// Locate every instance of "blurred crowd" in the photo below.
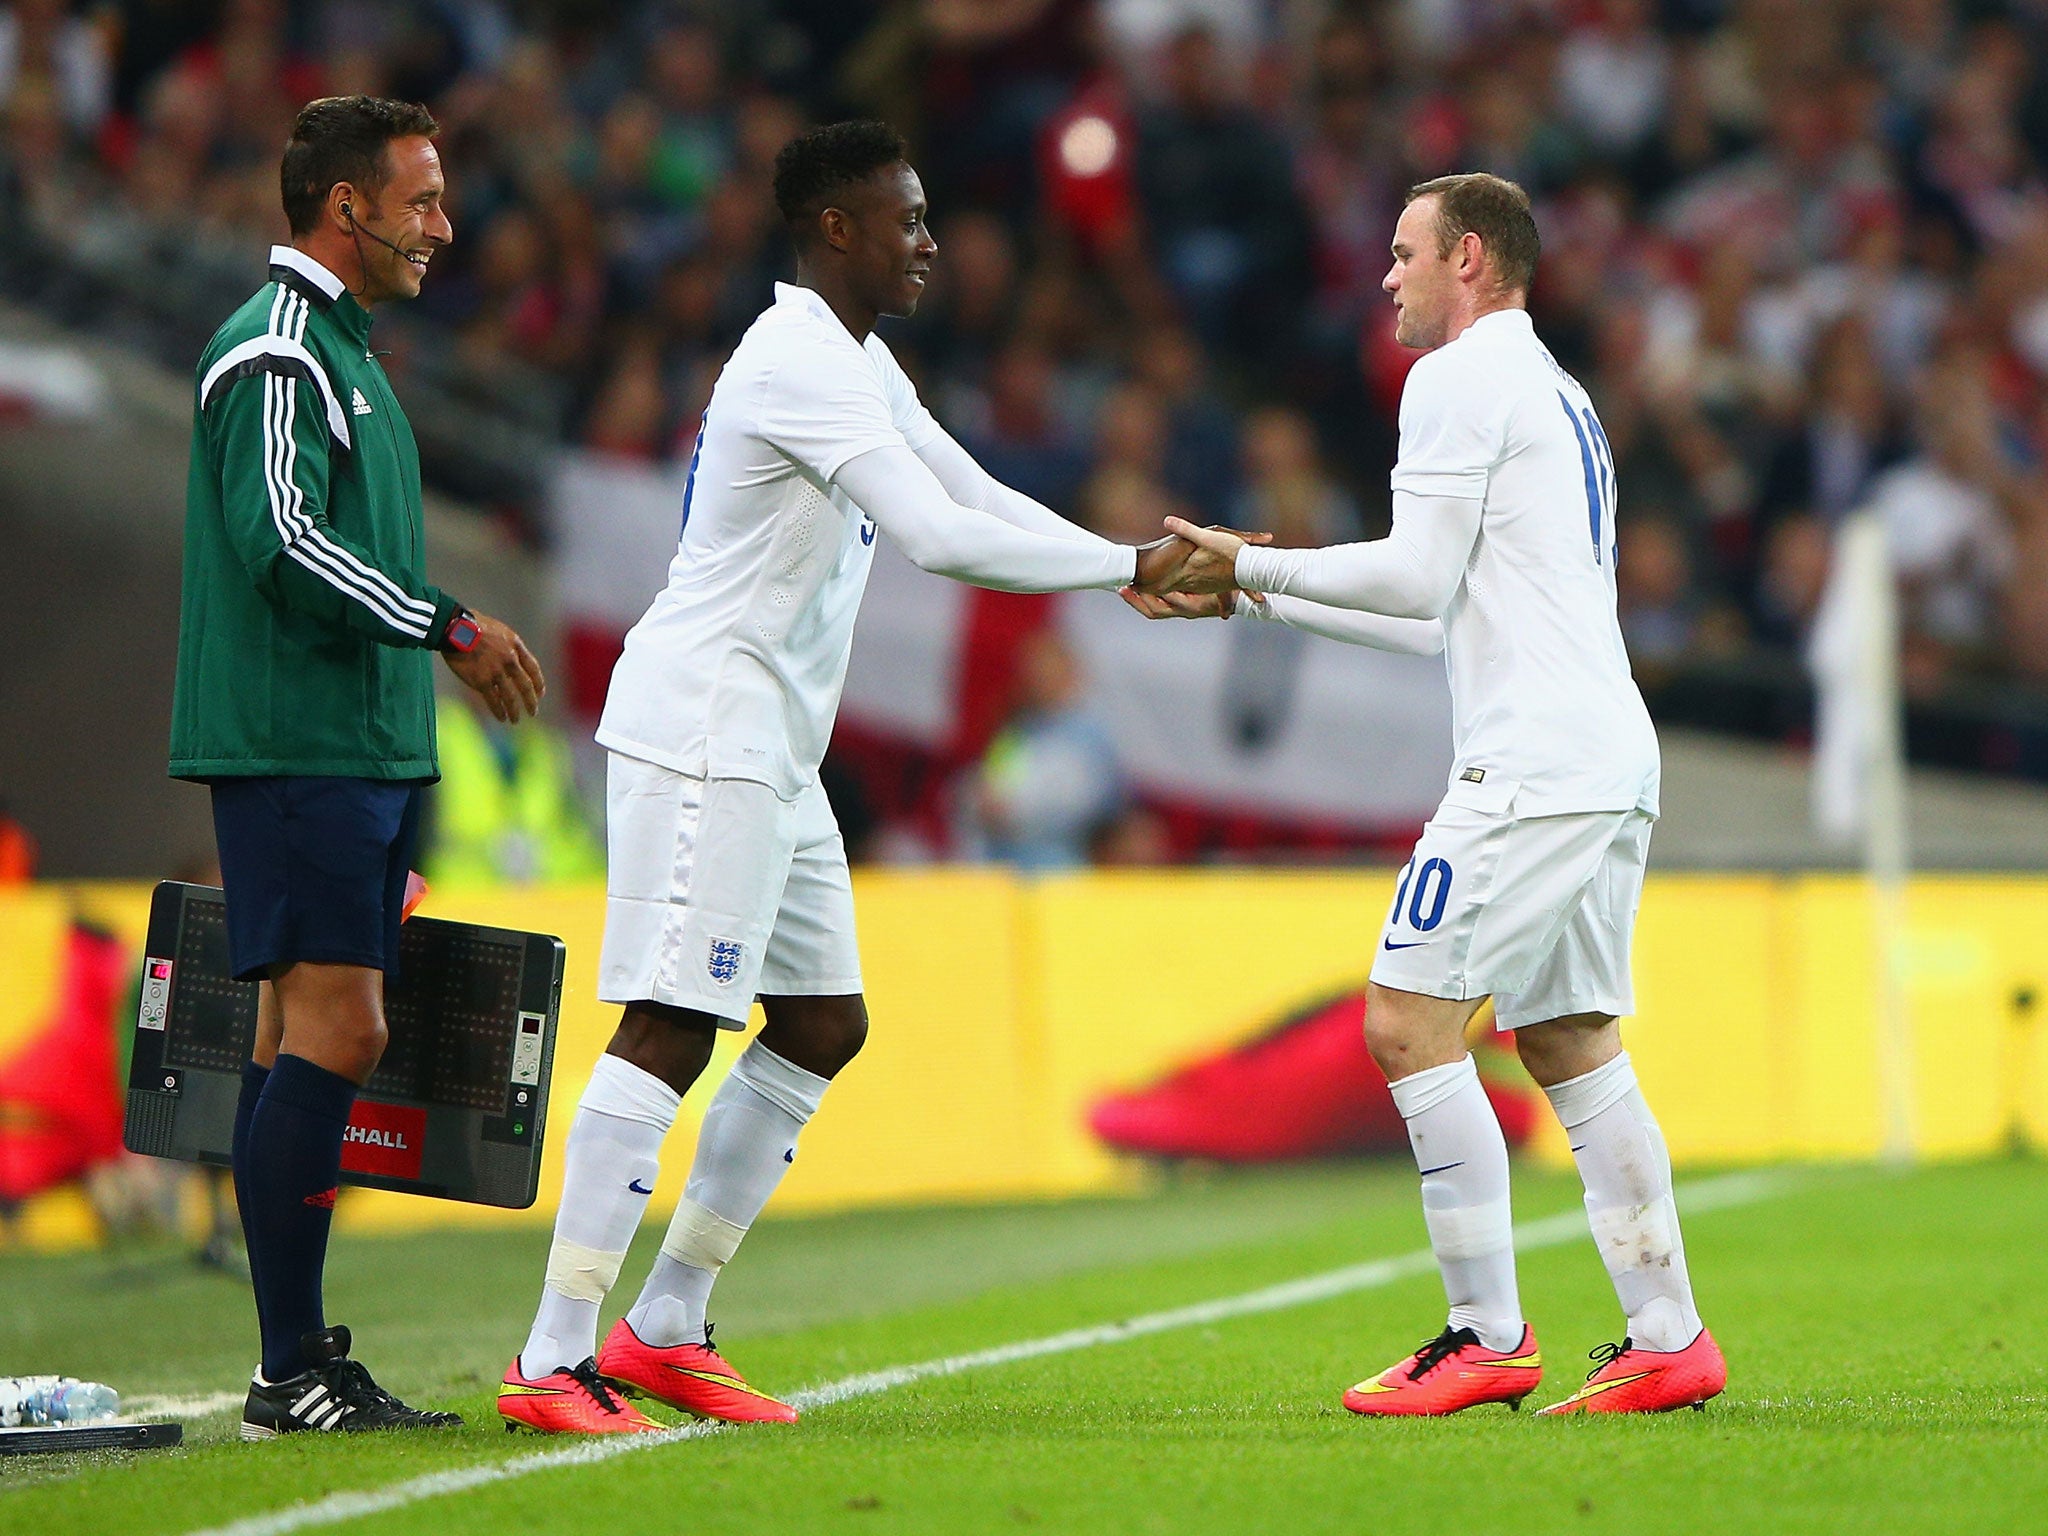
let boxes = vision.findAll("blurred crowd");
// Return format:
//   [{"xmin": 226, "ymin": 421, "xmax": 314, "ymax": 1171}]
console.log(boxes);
[{"xmin": 8, "ymin": 0, "xmax": 2048, "ymax": 731}]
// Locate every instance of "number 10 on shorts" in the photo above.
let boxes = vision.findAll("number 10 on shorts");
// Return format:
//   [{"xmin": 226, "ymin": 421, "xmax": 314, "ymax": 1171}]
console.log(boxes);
[{"xmin": 1388, "ymin": 856, "xmax": 1453, "ymax": 937}]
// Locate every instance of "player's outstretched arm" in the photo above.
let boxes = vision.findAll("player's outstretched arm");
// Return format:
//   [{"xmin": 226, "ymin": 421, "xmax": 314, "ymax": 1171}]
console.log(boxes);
[
  {"xmin": 1238, "ymin": 593, "xmax": 1445, "ymax": 654},
  {"xmin": 835, "ymin": 443, "xmax": 1140, "ymax": 593},
  {"xmin": 1162, "ymin": 490, "xmax": 1481, "ymax": 620},
  {"xmin": 914, "ymin": 426, "xmax": 1097, "ymax": 544},
  {"xmin": 1119, "ymin": 587, "xmax": 1444, "ymax": 654},
  {"xmin": 912, "ymin": 430, "xmax": 1274, "ymax": 598}
]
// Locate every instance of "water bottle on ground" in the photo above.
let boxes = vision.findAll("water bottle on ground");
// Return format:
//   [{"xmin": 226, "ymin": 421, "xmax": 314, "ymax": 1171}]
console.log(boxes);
[{"xmin": 0, "ymin": 1375, "xmax": 121, "ymax": 1426}]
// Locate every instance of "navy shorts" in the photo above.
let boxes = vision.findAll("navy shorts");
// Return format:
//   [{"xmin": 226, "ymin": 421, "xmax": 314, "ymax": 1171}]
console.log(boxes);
[{"xmin": 209, "ymin": 776, "xmax": 424, "ymax": 981}]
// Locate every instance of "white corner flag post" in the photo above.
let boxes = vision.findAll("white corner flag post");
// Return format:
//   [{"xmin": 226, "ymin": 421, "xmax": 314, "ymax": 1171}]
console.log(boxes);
[{"xmin": 1838, "ymin": 512, "xmax": 1917, "ymax": 1165}]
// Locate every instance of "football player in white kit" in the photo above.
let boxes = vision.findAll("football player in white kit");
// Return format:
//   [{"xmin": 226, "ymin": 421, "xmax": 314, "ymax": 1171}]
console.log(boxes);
[
  {"xmin": 1153, "ymin": 174, "xmax": 1723, "ymax": 1416},
  {"xmin": 500, "ymin": 122, "xmax": 1207, "ymax": 1434}
]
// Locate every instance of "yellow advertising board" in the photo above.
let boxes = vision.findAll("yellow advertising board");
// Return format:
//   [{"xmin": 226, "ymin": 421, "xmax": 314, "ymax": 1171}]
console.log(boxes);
[{"xmin": 3, "ymin": 871, "xmax": 2045, "ymax": 1250}]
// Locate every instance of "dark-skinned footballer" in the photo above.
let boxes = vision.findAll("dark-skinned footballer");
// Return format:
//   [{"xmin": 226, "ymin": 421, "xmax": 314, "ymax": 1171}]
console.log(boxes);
[{"xmin": 497, "ymin": 120, "xmax": 1207, "ymax": 1434}]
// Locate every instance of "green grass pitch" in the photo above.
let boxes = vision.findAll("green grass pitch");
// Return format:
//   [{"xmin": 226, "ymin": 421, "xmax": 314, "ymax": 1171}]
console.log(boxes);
[{"xmin": 4, "ymin": 1159, "xmax": 2044, "ymax": 1534}]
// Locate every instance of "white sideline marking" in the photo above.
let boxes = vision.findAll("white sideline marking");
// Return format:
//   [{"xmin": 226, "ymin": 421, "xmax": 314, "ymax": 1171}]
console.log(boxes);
[
  {"xmin": 184, "ymin": 1170, "xmax": 1782, "ymax": 1536},
  {"xmin": 127, "ymin": 1390, "xmax": 246, "ymax": 1420}
]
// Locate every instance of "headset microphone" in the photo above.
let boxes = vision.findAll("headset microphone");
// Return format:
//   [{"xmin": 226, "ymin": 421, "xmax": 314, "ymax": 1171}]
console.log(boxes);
[{"xmin": 343, "ymin": 203, "xmax": 428, "ymax": 267}]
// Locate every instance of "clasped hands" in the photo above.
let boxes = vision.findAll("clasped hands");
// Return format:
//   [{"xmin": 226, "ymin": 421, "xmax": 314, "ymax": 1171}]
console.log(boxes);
[{"xmin": 1120, "ymin": 517, "xmax": 1265, "ymax": 621}]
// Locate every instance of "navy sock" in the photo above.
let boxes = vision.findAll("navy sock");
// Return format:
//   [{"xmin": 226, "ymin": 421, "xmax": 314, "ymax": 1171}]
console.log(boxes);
[
  {"xmin": 232, "ymin": 1060, "xmax": 269, "ymax": 1338},
  {"xmin": 244, "ymin": 1054, "xmax": 357, "ymax": 1381}
]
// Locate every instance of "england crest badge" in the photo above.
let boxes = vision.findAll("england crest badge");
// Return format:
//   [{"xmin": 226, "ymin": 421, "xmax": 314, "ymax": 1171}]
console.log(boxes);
[{"xmin": 707, "ymin": 937, "xmax": 746, "ymax": 986}]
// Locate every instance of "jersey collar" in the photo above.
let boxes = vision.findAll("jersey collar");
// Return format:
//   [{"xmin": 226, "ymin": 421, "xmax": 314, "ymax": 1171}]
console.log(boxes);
[
  {"xmin": 774, "ymin": 281, "xmax": 863, "ymax": 345},
  {"xmin": 270, "ymin": 245, "xmax": 346, "ymax": 307},
  {"xmin": 1467, "ymin": 306, "xmax": 1533, "ymax": 336},
  {"xmin": 269, "ymin": 245, "xmax": 374, "ymax": 343}
]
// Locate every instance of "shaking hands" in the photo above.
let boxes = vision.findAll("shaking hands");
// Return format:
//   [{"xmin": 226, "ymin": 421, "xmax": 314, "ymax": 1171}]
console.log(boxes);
[{"xmin": 1119, "ymin": 520, "xmax": 1268, "ymax": 621}]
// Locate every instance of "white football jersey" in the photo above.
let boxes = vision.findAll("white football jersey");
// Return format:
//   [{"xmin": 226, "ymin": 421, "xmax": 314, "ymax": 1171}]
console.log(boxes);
[
  {"xmin": 1394, "ymin": 308, "xmax": 1660, "ymax": 817},
  {"xmin": 597, "ymin": 283, "xmax": 942, "ymax": 797}
]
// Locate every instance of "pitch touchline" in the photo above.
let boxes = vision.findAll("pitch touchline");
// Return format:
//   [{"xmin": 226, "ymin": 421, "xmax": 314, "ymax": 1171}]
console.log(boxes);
[
  {"xmin": 128, "ymin": 1390, "xmax": 248, "ymax": 1420},
  {"xmin": 185, "ymin": 1170, "xmax": 1783, "ymax": 1536}
]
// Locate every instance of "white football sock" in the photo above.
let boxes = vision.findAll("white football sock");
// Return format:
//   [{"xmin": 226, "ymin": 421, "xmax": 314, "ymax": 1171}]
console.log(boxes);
[
  {"xmin": 627, "ymin": 1041, "xmax": 829, "ymax": 1348},
  {"xmin": 519, "ymin": 1054, "xmax": 679, "ymax": 1378},
  {"xmin": 1387, "ymin": 1054, "xmax": 1524, "ymax": 1353},
  {"xmin": 1544, "ymin": 1051, "xmax": 1703, "ymax": 1354}
]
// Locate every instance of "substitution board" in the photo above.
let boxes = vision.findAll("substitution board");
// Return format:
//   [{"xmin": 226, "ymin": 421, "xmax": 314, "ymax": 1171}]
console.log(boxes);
[{"xmin": 123, "ymin": 882, "xmax": 564, "ymax": 1208}]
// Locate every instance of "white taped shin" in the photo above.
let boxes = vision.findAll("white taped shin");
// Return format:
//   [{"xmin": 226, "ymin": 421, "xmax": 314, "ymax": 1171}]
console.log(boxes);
[
  {"xmin": 519, "ymin": 1057, "xmax": 679, "ymax": 1377},
  {"xmin": 545, "ymin": 1239, "xmax": 627, "ymax": 1302},
  {"xmin": 657, "ymin": 1197, "xmax": 746, "ymax": 1273},
  {"xmin": 1545, "ymin": 1055, "xmax": 1703, "ymax": 1352},
  {"xmin": 626, "ymin": 1042, "xmax": 830, "ymax": 1347},
  {"xmin": 1388, "ymin": 1056, "xmax": 1524, "ymax": 1352}
]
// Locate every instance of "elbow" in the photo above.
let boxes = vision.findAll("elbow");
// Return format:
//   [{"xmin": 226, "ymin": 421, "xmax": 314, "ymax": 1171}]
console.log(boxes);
[
  {"xmin": 956, "ymin": 471, "xmax": 996, "ymax": 515},
  {"xmin": 1384, "ymin": 584, "xmax": 1452, "ymax": 622},
  {"xmin": 896, "ymin": 534, "xmax": 954, "ymax": 576},
  {"xmin": 1404, "ymin": 564, "xmax": 1465, "ymax": 622},
  {"xmin": 896, "ymin": 529, "xmax": 977, "ymax": 581}
]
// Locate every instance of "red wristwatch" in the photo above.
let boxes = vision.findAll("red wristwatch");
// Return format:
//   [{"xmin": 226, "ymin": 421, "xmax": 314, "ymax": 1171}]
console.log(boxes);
[{"xmin": 442, "ymin": 608, "xmax": 481, "ymax": 653}]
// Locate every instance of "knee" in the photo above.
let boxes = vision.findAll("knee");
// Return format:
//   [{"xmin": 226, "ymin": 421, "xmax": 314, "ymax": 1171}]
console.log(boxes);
[
  {"xmin": 1362, "ymin": 986, "xmax": 1418, "ymax": 1078},
  {"xmin": 1363, "ymin": 983, "xmax": 1479, "ymax": 1082},
  {"xmin": 761, "ymin": 996, "xmax": 868, "ymax": 1079},
  {"xmin": 1514, "ymin": 1015, "xmax": 1620, "ymax": 1089},
  {"xmin": 1512, "ymin": 1030, "xmax": 1554, "ymax": 1082},
  {"xmin": 1361, "ymin": 1011, "xmax": 1407, "ymax": 1079},
  {"xmin": 327, "ymin": 1013, "xmax": 388, "ymax": 1084},
  {"xmin": 833, "ymin": 1005, "xmax": 870, "ymax": 1070},
  {"xmin": 609, "ymin": 1003, "xmax": 721, "ymax": 1096},
  {"xmin": 802, "ymin": 1002, "xmax": 868, "ymax": 1078},
  {"xmin": 271, "ymin": 964, "xmax": 390, "ymax": 1084}
]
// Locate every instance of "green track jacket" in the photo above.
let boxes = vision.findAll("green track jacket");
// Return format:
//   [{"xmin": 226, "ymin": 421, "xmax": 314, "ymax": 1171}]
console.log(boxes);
[{"xmin": 170, "ymin": 246, "xmax": 461, "ymax": 781}]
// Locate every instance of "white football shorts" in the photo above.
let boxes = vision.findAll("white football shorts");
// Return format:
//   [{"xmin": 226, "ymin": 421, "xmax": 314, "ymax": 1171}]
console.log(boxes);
[
  {"xmin": 597, "ymin": 752, "xmax": 862, "ymax": 1024},
  {"xmin": 1369, "ymin": 784, "xmax": 1653, "ymax": 1031}
]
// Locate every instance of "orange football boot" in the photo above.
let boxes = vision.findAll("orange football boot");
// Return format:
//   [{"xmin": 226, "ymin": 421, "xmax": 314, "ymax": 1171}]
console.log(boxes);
[
  {"xmin": 597, "ymin": 1319, "xmax": 799, "ymax": 1425},
  {"xmin": 1538, "ymin": 1329, "xmax": 1727, "ymax": 1415},
  {"xmin": 498, "ymin": 1356, "xmax": 663, "ymax": 1435},
  {"xmin": 1342, "ymin": 1324, "xmax": 1543, "ymax": 1416}
]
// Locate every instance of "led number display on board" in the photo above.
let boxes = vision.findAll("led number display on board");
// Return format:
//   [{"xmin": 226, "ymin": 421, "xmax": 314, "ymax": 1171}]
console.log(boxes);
[{"xmin": 124, "ymin": 883, "xmax": 566, "ymax": 1209}]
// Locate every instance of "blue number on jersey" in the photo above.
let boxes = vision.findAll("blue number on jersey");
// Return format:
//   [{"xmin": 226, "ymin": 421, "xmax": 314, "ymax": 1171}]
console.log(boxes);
[
  {"xmin": 1586, "ymin": 406, "xmax": 1618, "ymax": 568},
  {"xmin": 1558, "ymin": 391, "xmax": 1617, "ymax": 567},
  {"xmin": 677, "ymin": 409, "xmax": 710, "ymax": 538}
]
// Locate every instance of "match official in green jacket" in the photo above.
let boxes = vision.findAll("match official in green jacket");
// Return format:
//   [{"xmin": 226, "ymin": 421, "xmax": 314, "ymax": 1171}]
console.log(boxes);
[{"xmin": 170, "ymin": 95, "xmax": 546, "ymax": 1438}]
